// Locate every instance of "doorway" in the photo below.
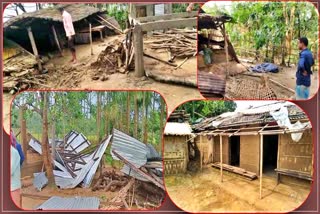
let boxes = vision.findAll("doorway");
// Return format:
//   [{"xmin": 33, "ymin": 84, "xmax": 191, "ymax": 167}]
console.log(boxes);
[
  {"xmin": 230, "ymin": 136, "xmax": 240, "ymax": 166},
  {"xmin": 263, "ymin": 135, "xmax": 279, "ymax": 176}
]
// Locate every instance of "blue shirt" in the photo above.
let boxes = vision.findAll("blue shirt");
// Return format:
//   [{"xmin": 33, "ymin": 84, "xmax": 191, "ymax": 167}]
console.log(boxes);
[
  {"xmin": 296, "ymin": 48, "xmax": 314, "ymax": 87},
  {"xmin": 16, "ymin": 143, "xmax": 25, "ymax": 165}
]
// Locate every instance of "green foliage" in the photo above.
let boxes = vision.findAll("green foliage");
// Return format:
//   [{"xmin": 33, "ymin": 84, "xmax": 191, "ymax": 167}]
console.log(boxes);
[
  {"xmin": 105, "ymin": 4, "xmax": 128, "ymax": 30},
  {"xmin": 177, "ymin": 100, "xmax": 237, "ymax": 123},
  {"xmin": 172, "ymin": 3, "xmax": 200, "ymax": 13}
]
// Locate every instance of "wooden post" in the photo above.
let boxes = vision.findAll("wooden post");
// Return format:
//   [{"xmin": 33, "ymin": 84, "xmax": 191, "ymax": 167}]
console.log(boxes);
[
  {"xmin": 99, "ymin": 31, "xmax": 103, "ymax": 42},
  {"xmin": 220, "ymin": 135, "xmax": 223, "ymax": 182},
  {"xmin": 19, "ymin": 107, "xmax": 27, "ymax": 162},
  {"xmin": 89, "ymin": 23, "xmax": 93, "ymax": 55},
  {"xmin": 222, "ymin": 23, "xmax": 229, "ymax": 76},
  {"xmin": 51, "ymin": 25, "xmax": 62, "ymax": 54},
  {"xmin": 260, "ymin": 134, "xmax": 263, "ymax": 199},
  {"xmin": 27, "ymin": 27, "xmax": 42, "ymax": 71},
  {"xmin": 133, "ymin": 24, "xmax": 145, "ymax": 77}
]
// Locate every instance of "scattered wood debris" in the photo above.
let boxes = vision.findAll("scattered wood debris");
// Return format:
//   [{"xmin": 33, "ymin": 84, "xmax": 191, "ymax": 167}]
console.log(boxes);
[{"xmin": 212, "ymin": 163, "xmax": 258, "ymax": 180}]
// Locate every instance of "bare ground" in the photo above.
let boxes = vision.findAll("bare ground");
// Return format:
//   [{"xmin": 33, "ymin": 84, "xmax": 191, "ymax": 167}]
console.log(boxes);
[{"xmin": 165, "ymin": 166, "xmax": 310, "ymax": 212}]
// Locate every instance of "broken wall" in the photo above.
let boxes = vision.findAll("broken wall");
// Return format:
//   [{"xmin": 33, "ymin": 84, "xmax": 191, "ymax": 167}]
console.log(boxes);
[
  {"xmin": 240, "ymin": 135, "xmax": 260, "ymax": 174},
  {"xmin": 164, "ymin": 135, "xmax": 188, "ymax": 174},
  {"xmin": 278, "ymin": 130, "xmax": 313, "ymax": 174}
]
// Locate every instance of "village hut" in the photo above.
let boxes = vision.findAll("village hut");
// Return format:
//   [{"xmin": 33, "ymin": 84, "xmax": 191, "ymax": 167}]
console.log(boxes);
[
  {"xmin": 4, "ymin": 4, "xmax": 120, "ymax": 56},
  {"xmin": 193, "ymin": 102, "xmax": 312, "ymax": 193},
  {"xmin": 164, "ymin": 122, "xmax": 193, "ymax": 175}
]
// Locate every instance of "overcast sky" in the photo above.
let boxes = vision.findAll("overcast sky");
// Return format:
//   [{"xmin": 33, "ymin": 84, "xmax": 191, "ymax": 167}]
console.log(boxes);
[{"xmin": 3, "ymin": 3, "xmax": 38, "ymax": 22}]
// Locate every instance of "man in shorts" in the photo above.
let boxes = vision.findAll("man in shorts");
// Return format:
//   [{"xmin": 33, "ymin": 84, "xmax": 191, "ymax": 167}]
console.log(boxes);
[
  {"xmin": 295, "ymin": 37, "xmax": 314, "ymax": 100},
  {"xmin": 58, "ymin": 7, "xmax": 77, "ymax": 63}
]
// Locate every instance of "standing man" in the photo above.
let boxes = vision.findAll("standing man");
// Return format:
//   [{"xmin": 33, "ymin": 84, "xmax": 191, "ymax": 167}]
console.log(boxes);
[
  {"xmin": 296, "ymin": 37, "xmax": 314, "ymax": 100},
  {"xmin": 58, "ymin": 7, "xmax": 77, "ymax": 63}
]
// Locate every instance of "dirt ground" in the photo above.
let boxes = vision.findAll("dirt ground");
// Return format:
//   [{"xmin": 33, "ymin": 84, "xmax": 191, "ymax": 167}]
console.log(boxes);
[
  {"xmin": 3, "ymin": 35, "xmax": 202, "ymax": 133},
  {"xmin": 165, "ymin": 166, "xmax": 310, "ymax": 212}
]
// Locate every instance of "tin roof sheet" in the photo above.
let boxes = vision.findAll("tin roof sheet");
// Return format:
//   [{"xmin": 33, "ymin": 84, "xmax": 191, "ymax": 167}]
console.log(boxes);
[{"xmin": 36, "ymin": 196, "xmax": 100, "ymax": 210}]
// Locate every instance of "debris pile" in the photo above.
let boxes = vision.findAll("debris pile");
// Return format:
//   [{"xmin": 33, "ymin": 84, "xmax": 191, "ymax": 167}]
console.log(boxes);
[
  {"xmin": 28, "ymin": 129, "xmax": 164, "ymax": 209},
  {"xmin": 147, "ymin": 29, "xmax": 197, "ymax": 58},
  {"xmin": 168, "ymin": 110, "xmax": 190, "ymax": 123}
]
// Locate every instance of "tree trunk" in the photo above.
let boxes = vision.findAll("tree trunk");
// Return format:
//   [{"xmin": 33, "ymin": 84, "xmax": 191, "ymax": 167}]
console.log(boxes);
[
  {"xmin": 41, "ymin": 92, "xmax": 54, "ymax": 186},
  {"xmin": 134, "ymin": 93, "xmax": 138, "ymax": 138},
  {"xmin": 126, "ymin": 92, "xmax": 130, "ymax": 133},
  {"xmin": 97, "ymin": 92, "xmax": 102, "ymax": 142},
  {"xmin": 159, "ymin": 99, "xmax": 165, "ymax": 152},
  {"xmin": 143, "ymin": 92, "xmax": 148, "ymax": 144},
  {"xmin": 142, "ymin": 92, "xmax": 146, "ymax": 143}
]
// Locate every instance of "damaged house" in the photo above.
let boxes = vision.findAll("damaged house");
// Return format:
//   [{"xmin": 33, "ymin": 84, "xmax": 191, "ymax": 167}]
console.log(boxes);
[
  {"xmin": 3, "ymin": 4, "xmax": 120, "ymax": 92},
  {"xmin": 192, "ymin": 102, "xmax": 312, "ymax": 198}
]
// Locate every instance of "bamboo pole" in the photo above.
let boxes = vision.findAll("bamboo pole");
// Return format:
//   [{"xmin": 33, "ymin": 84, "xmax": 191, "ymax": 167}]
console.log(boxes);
[
  {"xmin": 27, "ymin": 27, "xmax": 42, "ymax": 71},
  {"xmin": 89, "ymin": 23, "xmax": 93, "ymax": 55},
  {"xmin": 220, "ymin": 135, "xmax": 223, "ymax": 182},
  {"xmin": 260, "ymin": 134, "xmax": 263, "ymax": 199},
  {"xmin": 222, "ymin": 23, "xmax": 229, "ymax": 76},
  {"xmin": 51, "ymin": 25, "xmax": 62, "ymax": 54}
]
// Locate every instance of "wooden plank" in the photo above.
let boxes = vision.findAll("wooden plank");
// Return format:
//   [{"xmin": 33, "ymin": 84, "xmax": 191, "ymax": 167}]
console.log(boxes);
[
  {"xmin": 133, "ymin": 24, "xmax": 145, "ymax": 77},
  {"xmin": 275, "ymin": 168, "xmax": 312, "ymax": 181},
  {"xmin": 141, "ymin": 17, "xmax": 197, "ymax": 32},
  {"xmin": 260, "ymin": 134, "xmax": 263, "ymax": 199},
  {"xmin": 137, "ymin": 11, "xmax": 198, "ymax": 23},
  {"xmin": 220, "ymin": 135, "xmax": 223, "ymax": 182},
  {"xmin": 212, "ymin": 163, "xmax": 258, "ymax": 180},
  {"xmin": 27, "ymin": 27, "xmax": 42, "ymax": 71},
  {"xmin": 89, "ymin": 23, "xmax": 93, "ymax": 55},
  {"xmin": 51, "ymin": 25, "xmax": 62, "ymax": 54}
]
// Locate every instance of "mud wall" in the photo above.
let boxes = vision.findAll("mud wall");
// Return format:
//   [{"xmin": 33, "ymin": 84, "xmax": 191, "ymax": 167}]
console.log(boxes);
[
  {"xmin": 240, "ymin": 135, "xmax": 260, "ymax": 174},
  {"xmin": 195, "ymin": 135, "xmax": 214, "ymax": 164},
  {"xmin": 212, "ymin": 136, "xmax": 229, "ymax": 164},
  {"xmin": 278, "ymin": 130, "xmax": 313, "ymax": 174},
  {"xmin": 164, "ymin": 135, "xmax": 188, "ymax": 174}
]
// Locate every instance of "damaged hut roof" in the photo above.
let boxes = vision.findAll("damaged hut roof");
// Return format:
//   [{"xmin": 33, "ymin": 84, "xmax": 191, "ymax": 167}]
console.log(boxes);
[
  {"xmin": 193, "ymin": 102, "xmax": 308, "ymax": 132},
  {"xmin": 164, "ymin": 122, "xmax": 193, "ymax": 136},
  {"xmin": 198, "ymin": 13, "xmax": 233, "ymax": 30},
  {"xmin": 4, "ymin": 4, "xmax": 102, "ymax": 29}
]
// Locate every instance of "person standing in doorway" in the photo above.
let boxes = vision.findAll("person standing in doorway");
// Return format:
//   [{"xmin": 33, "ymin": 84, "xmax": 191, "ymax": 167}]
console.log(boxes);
[
  {"xmin": 58, "ymin": 7, "xmax": 77, "ymax": 63},
  {"xmin": 296, "ymin": 37, "xmax": 314, "ymax": 100}
]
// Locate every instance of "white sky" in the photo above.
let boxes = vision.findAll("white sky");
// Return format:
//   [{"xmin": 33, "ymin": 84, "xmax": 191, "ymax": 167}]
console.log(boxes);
[
  {"xmin": 235, "ymin": 101, "xmax": 282, "ymax": 111},
  {"xmin": 3, "ymin": 3, "xmax": 38, "ymax": 22}
]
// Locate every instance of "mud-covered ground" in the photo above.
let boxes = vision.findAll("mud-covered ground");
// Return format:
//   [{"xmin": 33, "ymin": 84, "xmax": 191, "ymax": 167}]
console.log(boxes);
[{"xmin": 165, "ymin": 166, "xmax": 310, "ymax": 212}]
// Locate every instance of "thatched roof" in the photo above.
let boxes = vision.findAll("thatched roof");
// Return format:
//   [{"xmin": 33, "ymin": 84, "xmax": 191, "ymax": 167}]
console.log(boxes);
[
  {"xmin": 4, "ymin": 4, "xmax": 102, "ymax": 29},
  {"xmin": 198, "ymin": 14, "xmax": 233, "ymax": 30},
  {"xmin": 193, "ymin": 102, "xmax": 308, "ymax": 132}
]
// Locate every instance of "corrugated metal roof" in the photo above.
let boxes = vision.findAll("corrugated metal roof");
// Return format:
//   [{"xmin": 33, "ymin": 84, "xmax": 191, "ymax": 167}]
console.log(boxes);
[
  {"xmin": 33, "ymin": 172, "xmax": 48, "ymax": 191},
  {"xmin": 29, "ymin": 138, "xmax": 42, "ymax": 154},
  {"xmin": 82, "ymin": 135, "xmax": 112, "ymax": 188},
  {"xmin": 146, "ymin": 144, "xmax": 161, "ymax": 161},
  {"xmin": 121, "ymin": 165, "xmax": 148, "ymax": 182},
  {"xmin": 36, "ymin": 196, "xmax": 100, "ymax": 210},
  {"xmin": 65, "ymin": 131, "xmax": 91, "ymax": 153},
  {"xmin": 111, "ymin": 129, "xmax": 147, "ymax": 168},
  {"xmin": 164, "ymin": 122, "xmax": 193, "ymax": 135}
]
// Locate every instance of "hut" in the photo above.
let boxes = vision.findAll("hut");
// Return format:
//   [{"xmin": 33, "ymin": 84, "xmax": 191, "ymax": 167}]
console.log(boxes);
[
  {"xmin": 4, "ymin": 4, "xmax": 120, "ymax": 57},
  {"xmin": 193, "ymin": 101, "xmax": 312, "ymax": 198},
  {"xmin": 164, "ymin": 122, "xmax": 193, "ymax": 174}
]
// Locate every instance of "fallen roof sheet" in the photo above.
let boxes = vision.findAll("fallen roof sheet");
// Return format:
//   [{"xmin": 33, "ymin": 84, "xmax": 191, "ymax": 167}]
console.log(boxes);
[
  {"xmin": 146, "ymin": 144, "xmax": 161, "ymax": 161},
  {"xmin": 33, "ymin": 172, "xmax": 48, "ymax": 191},
  {"xmin": 29, "ymin": 138, "xmax": 42, "ymax": 154},
  {"xmin": 164, "ymin": 122, "xmax": 193, "ymax": 136},
  {"xmin": 36, "ymin": 196, "xmax": 100, "ymax": 210},
  {"xmin": 111, "ymin": 129, "xmax": 147, "ymax": 168},
  {"xmin": 65, "ymin": 131, "xmax": 91, "ymax": 153},
  {"xmin": 121, "ymin": 165, "xmax": 148, "ymax": 182},
  {"xmin": 82, "ymin": 135, "xmax": 112, "ymax": 188}
]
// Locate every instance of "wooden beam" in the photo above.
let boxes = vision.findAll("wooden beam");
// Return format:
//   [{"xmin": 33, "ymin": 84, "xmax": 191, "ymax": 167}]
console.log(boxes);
[
  {"xmin": 133, "ymin": 24, "xmax": 145, "ymax": 77},
  {"xmin": 19, "ymin": 107, "xmax": 27, "ymax": 162},
  {"xmin": 259, "ymin": 134, "xmax": 263, "ymax": 199},
  {"xmin": 27, "ymin": 27, "xmax": 42, "ymax": 71},
  {"xmin": 137, "ymin": 11, "xmax": 198, "ymax": 23},
  {"xmin": 141, "ymin": 17, "xmax": 197, "ymax": 32},
  {"xmin": 222, "ymin": 23, "xmax": 229, "ymax": 75},
  {"xmin": 89, "ymin": 23, "xmax": 93, "ymax": 55},
  {"xmin": 51, "ymin": 25, "xmax": 62, "ymax": 54},
  {"xmin": 220, "ymin": 135, "xmax": 223, "ymax": 182}
]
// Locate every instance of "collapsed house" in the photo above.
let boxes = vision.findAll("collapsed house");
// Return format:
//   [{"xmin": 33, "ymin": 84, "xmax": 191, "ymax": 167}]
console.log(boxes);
[
  {"xmin": 197, "ymin": 13, "xmax": 295, "ymax": 99},
  {"xmin": 165, "ymin": 102, "xmax": 313, "ymax": 199},
  {"xmin": 3, "ymin": 4, "xmax": 121, "ymax": 92},
  {"xmin": 26, "ymin": 129, "xmax": 164, "ymax": 209}
]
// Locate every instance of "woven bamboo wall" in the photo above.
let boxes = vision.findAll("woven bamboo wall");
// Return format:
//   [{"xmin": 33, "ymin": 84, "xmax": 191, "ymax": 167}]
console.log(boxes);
[
  {"xmin": 240, "ymin": 135, "xmax": 260, "ymax": 174},
  {"xmin": 164, "ymin": 135, "xmax": 188, "ymax": 174}
]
